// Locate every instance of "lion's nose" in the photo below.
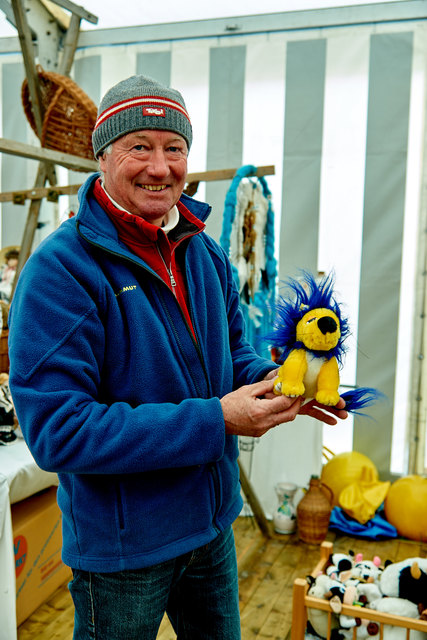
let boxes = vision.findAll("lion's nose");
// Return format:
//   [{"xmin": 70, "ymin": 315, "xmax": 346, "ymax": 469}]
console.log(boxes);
[{"xmin": 318, "ymin": 316, "xmax": 337, "ymax": 334}]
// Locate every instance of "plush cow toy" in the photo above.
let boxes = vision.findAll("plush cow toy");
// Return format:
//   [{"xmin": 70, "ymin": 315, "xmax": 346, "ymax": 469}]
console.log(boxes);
[{"xmin": 380, "ymin": 558, "xmax": 427, "ymax": 619}]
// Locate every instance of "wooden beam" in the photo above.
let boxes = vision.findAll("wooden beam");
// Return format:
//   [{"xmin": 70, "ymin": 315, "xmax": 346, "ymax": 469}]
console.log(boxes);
[
  {"xmin": 46, "ymin": 0, "xmax": 98, "ymax": 24},
  {"xmin": 0, "ymin": 137, "xmax": 98, "ymax": 172},
  {"xmin": 11, "ymin": 164, "xmax": 50, "ymax": 299},
  {"xmin": 40, "ymin": 0, "xmax": 70, "ymax": 30},
  {"xmin": 58, "ymin": 12, "xmax": 81, "ymax": 75},
  {"xmin": 187, "ymin": 166, "xmax": 275, "ymax": 183},
  {"xmin": 11, "ymin": 0, "xmax": 57, "ymax": 185},
  {"xmin": 0, "ymin": 183, "xmax": 81, "ymax": 203},
  {"xmin": 11, "ymin": 0, "xmax": 44, "ymax": 137},
  {"xmin": 0, "ymin": 165, "xmax": 276, "ymax": 204},
  {"xmin": 238, "ymin": 459, "xmax": 271, "ymax": 539}
]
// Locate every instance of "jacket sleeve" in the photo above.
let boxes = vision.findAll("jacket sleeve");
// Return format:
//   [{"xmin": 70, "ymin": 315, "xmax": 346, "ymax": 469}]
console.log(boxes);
[{"xmin": 8, "ymin": 247, "xmax": 226, "ymax": 476}]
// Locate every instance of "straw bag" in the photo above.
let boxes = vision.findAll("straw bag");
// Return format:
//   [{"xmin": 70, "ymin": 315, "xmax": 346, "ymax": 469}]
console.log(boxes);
[{"xmin": 22, "ymin": 66, "xmax": 97, "ymax": 165}]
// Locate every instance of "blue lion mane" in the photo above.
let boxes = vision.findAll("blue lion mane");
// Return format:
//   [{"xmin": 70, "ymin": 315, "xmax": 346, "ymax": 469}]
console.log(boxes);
[{"xmin": 268, "ymin": 271, "xmax": 350, "ymax": 364}]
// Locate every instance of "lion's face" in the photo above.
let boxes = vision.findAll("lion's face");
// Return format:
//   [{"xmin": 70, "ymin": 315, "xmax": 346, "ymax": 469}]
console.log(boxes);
[{"xmin": 296, "ymin": 308, "xmax": 341, "ymax": 351}]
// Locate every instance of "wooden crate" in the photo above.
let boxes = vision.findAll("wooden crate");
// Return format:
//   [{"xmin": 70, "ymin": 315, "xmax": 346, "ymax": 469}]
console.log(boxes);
[{"xmin": 291, "ymin": 541, "xmax": 427, "ymax": 640}]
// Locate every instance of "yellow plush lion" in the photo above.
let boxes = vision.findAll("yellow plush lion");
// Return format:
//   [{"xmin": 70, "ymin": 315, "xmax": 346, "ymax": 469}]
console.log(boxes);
[{"xmin": 269, "ymin": 272, "xmax": 379, "ymax": 412}]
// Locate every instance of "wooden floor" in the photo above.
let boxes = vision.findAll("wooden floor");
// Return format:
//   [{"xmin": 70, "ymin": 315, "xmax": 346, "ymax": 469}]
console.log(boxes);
[{"xmin": 17, "ymin": 517, "xmax": 427, "ymax": 640}]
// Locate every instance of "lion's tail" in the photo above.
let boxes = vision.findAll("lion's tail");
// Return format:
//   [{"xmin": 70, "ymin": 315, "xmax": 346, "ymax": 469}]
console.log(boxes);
[{"xmin": 341, "ymin": 387, "xmax": 386, "ymax": 417}]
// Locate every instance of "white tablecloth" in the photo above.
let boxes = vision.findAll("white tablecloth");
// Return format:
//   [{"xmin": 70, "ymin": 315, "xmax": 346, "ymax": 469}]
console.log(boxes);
[{"xmin": 0, "ymin": 438, "xmax": 58, "ymax": 640}]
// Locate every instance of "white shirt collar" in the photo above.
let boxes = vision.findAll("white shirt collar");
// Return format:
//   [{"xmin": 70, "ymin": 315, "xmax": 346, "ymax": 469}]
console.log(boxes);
[{"xmin": 161, "ymin": 206, "xmax": 180, "ymax": 232}]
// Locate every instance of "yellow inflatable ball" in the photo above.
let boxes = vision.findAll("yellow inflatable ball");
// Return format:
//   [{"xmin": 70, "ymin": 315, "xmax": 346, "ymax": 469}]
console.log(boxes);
[
  {"xmin": 320, "ymin": 451, "xmax": 378, "ymax": 507},
  {"xmin": 384, "ymin": 475, "xmax": 427, "ymax": 542}
]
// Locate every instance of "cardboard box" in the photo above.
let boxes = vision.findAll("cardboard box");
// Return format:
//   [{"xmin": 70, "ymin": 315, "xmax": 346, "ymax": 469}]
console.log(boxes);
[{"xmin": 12, "ymin": 486, "xmax": 72, "ymax": 626}]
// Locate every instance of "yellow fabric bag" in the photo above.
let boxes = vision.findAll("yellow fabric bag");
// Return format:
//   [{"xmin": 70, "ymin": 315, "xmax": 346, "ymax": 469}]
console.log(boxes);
[{"xmin": 338, "ymin": 466, "xmax": 390, "ymax": 524}]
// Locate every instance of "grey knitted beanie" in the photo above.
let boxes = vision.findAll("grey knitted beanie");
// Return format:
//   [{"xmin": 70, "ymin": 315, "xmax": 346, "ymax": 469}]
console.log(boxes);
[{"xmin": 92, "ymin": 75, "xmax": 192, "ymax": 157}]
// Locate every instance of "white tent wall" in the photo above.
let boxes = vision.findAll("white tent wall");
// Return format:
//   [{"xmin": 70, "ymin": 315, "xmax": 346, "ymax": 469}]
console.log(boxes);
[{"xmin": 0, "ymin": 4, "xmax": 426, "ymax": 517}]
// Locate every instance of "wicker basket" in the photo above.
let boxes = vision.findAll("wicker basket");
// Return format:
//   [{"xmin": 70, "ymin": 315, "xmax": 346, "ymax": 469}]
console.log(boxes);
[
  {"xmin": 0, "ymin": 329, "xmax": 9, "ymax": 374},
  {"xmin": 22, "ymin": 66, "xmax": 97, "ymax": 165}
]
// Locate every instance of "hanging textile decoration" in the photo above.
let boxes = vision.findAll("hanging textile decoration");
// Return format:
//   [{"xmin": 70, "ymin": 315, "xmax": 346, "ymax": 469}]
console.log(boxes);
[{"xmin": 220, "ymin": 165, "xmax": 277, "ymax": 358}]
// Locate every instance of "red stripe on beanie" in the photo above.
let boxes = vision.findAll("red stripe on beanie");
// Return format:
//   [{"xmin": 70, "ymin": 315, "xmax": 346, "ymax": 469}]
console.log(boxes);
[{"xmin": 94, "ymin": 95, "xmax": 191, "ymax": 131}]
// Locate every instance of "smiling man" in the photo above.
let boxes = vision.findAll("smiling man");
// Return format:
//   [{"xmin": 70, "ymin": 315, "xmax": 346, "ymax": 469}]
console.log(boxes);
[
  {"xmin": 8, "ymin": 75, "xmax": 346, "ymax": 640},
  {"xmin": 98, "ymin": 130, "xmax": 188, "ymax": 225}
]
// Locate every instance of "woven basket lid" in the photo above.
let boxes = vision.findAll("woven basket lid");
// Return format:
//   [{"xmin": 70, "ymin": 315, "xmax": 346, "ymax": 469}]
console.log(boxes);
[{"xmin": 22, "ymin": 66, "xmax": 97, "ymax": 167}]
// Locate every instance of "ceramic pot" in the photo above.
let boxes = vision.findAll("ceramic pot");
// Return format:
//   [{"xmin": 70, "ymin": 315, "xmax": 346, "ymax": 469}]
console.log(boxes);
[{"xmin": 273, "ymin": 482, "xmax": 298, "ymax": 534}]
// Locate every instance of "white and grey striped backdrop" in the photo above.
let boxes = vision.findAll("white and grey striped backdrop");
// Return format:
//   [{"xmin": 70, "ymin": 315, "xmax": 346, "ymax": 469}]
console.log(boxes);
[{"xmin": 1, "ymin": 3, "xmax": 426, "ymax": 512}]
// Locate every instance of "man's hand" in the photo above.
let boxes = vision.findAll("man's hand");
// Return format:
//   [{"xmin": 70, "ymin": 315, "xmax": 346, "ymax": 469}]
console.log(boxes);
[
  {"xmin": 220, "ymin": 378, "xmax": 302, "ymax": 437},
  {"xmin": 299, "ymin": 397, "xmax": 348, "ymax": 425}
]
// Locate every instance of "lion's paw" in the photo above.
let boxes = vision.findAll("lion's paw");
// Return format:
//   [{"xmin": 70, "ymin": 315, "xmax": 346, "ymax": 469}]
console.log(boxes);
[
  {"xmin": 316, "ymin": 390, "xmax": 340, "ymax": 406},
  {"xmin": 281, "ymin": 383, "xmax": 305, "ymax": 397}
]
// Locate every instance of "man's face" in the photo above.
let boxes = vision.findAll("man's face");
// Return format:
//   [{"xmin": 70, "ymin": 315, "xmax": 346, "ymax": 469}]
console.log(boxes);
[{"xmin": 98, "ymin": 130, "xmax": 188, "ymax": 226}]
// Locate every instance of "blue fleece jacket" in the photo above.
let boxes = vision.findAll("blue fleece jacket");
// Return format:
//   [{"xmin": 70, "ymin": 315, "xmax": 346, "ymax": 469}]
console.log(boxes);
[{"xmin": 8, "ymin": 174, "xmax": 276, "ymax": 571}]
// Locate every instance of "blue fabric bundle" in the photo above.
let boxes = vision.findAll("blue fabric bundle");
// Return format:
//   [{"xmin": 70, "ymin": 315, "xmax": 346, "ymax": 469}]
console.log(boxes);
[{"xmin": 329, "ymin": 506, "xmax": 398, "ymax": 540}]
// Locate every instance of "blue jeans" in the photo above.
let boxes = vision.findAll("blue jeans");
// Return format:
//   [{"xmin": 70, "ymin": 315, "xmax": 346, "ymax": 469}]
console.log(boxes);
[{"xmin": 69, "ymin": 526, "xmax": 241, "ymax": 639}]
